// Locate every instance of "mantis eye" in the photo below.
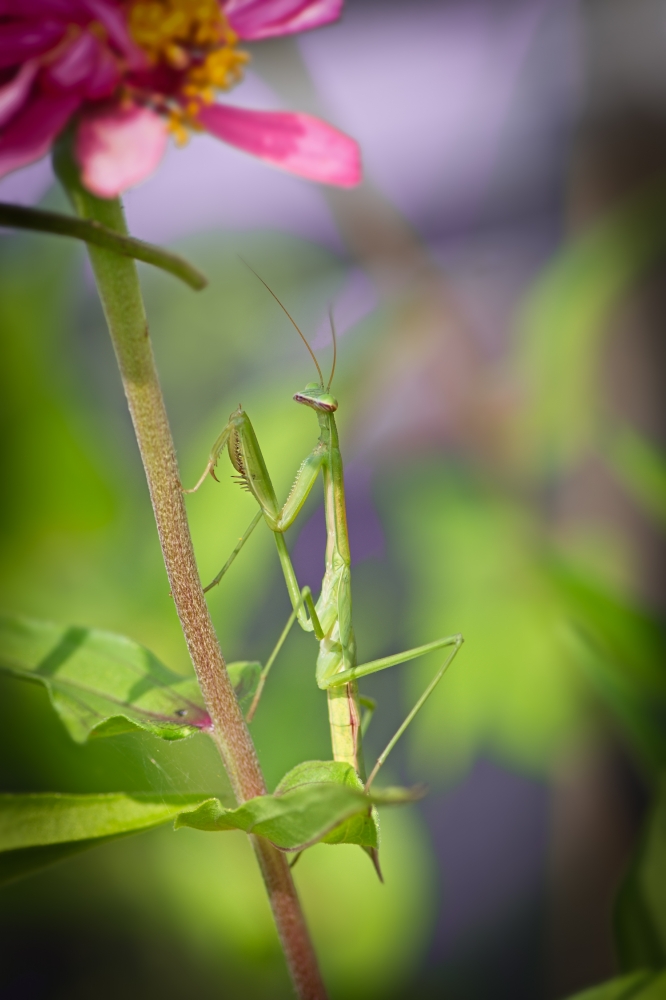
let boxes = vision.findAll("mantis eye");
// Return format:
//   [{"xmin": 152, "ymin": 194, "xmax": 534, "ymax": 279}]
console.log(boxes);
[{"xmin": 304, "ymin": 381, "xmax": 320, "ymax": 390}]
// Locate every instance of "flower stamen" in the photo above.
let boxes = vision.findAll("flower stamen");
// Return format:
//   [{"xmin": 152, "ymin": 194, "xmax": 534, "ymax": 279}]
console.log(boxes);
[{"xmin": 128, "ymin": 0, "xmax": 249, "ymax": 142}]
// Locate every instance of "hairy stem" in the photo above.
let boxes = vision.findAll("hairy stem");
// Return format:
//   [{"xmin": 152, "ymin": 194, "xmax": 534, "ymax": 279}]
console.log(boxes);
[{"xmin": 53, "ymin": 148, "xmax": 326, "ymax": 1000}]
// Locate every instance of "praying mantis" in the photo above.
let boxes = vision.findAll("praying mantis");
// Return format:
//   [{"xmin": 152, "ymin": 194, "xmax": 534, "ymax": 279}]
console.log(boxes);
[{"xmin": 185, "ymin": 267, "xmax": 463, "ymax": 796}]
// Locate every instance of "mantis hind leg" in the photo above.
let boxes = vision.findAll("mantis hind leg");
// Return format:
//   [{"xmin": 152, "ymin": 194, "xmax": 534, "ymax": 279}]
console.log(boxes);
[
  {"xmin": 323, "ymin": 633, "xmax": 463, "ymax": 790},
  {"xmin": 245, "ymin": 587, "xmax": 315, "ymax": 722}
]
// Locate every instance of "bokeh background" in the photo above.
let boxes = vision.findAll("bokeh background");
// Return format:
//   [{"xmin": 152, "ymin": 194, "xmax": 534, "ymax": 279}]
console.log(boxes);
[{"xmin": 1, "ymin": 0, "xmax": 665, "ymax": 997}]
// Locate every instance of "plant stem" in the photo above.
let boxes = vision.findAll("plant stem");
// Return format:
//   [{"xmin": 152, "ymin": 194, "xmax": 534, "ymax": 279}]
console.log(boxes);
[{"xmin": 54, "ymin": 149, "xmax": 326, "ymax": 1000}]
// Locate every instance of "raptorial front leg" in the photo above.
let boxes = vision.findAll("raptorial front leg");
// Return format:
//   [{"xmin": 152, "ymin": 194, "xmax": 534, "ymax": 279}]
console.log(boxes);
[
  {"xmin": 184, "ymin": 406, "xmax": 326, "ymax": 636},
  {"xmin": 322, "ymin": 633, "xmax": 463, "ymax": 789},
  {"xmin": 182, "ymin": 419, "xmax": 235, "ymax": 494},
  {"xmin": 271, "ymin": 533, "xmax": 325, "ymax": 639}
]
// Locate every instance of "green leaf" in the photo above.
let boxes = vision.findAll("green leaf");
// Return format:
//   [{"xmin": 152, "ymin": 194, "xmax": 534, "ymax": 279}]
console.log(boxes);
[
  {"xmin": 275, "ymin": 760, "xmax": 379, "ymax": 849},
  {"xmin": 0, "ymin": 201, "xmax": 207, "ymax": 290},
  {"xmin": 0, "ymin": 791, "xmax": 207, "ymax": 885},
  {"xmin": 548, "ymin": 562, "xmax": 666, "ymax": 771},
  {"xmin": 274, "ymin": 760, "xmax": 427, "ymax": 810},
  {"xmin": 180, "ymin": 761, "xmax": 423, "ymax": 851},
  {"xmin": 564, "ymin": 970, "xmax": 666, "ymax": 1000},
  {"xmin": 615, "ymin": 777, "xmax": 666, "ymax": 972},
  {"xmin": 0, "ymin": 761, "xmax": 424, "ymax": 883},
  {"xmin": 274, "ymin": 759, "xmax": 358, "ymax": 793},
  {"xmin": 274, "ymin": 761, "xmax": 424, "ymax": 849},
  {"xmin": 0, "ymin": 612, "xmax": 216, "ymax": 743},
  {"xmin": 0, "ymin": 792, "xmax": 201, "ymax": 851},
  {"xmin": 177, "ymin": 783, "xmax": 377, "ymax": 849}
]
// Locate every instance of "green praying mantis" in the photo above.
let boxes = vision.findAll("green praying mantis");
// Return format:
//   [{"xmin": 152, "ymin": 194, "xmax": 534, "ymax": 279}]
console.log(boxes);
[{"xmin": 185, "ymin": 267, "xmax": 463, "ymax": 798}]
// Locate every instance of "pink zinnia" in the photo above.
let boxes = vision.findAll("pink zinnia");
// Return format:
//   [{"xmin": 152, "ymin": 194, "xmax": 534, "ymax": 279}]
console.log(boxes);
[{"xmin": 0, "ymin": 0, "xmax": 361, "ymax": 197}]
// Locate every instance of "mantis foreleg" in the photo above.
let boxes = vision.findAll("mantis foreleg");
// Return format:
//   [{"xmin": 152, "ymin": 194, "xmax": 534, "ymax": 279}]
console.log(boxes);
[{"xmin": 184, "ymin": 407, "xmax": 325, "ymax": 635}]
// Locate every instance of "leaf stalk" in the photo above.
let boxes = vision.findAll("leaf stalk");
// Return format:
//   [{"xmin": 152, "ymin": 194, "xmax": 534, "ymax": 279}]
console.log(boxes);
[{"xmin": 0, "ymin": 201, "xmax": 206, "ymax": 289}]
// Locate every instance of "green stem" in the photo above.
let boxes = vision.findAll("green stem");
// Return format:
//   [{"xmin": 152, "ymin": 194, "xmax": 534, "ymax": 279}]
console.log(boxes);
[
  {"xmin": 53, "ymin": 147, "xmax": 326, "ymax": 1000},
  {"xmin": 0, "ymin": 201, "xmax": 206, "ymax": 289}
]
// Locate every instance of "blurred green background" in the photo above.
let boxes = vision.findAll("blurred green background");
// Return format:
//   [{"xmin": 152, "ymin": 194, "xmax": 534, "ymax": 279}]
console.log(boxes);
[{"xmin": 1, "ymin": 1, "xmax": 666, "ymax": 998}]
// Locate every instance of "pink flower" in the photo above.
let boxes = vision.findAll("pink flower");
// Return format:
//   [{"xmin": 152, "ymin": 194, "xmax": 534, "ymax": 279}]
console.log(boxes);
[{"xmin": 0, "ymin": 0, "xmax": 361, "ymax": 197}]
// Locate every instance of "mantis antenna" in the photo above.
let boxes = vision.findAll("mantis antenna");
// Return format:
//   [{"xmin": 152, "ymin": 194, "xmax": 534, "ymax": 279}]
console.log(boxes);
[
  {"xmin": 239, "ymin": 256, "xmax": 324, "ymax": 386},
  {"xmin": 327, "ymin": 306, "xmax": 337, "ymax": 390}
]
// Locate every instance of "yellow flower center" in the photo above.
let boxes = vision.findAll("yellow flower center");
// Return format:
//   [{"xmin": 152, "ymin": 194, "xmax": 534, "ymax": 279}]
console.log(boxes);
[{"xmin": 127, "ymin": 0, "xmax": 249, "ymax": 142}]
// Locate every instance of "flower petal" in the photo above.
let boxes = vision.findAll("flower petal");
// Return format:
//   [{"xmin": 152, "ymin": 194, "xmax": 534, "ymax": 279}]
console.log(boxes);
[
  {"xmin": 75, "ymin": 105, "xmax": 168, "ymax": 198},
  {"xmin": 0, "ymin": 90, "xmax": 80, "ymax": 179},
  {"xmin": 0, "ymin": 19, "xmax": 65, "ymax": 69},
  {"xmin": 224, "ymin": 0, "xmax": 342, "ymax": 41},
  {"xmin": 81, "ymin": 0, "xmax": 148, "ymax": 71},
  {"xmin": 0, "ymin": 59, "xmax": 39, "ymax": 129},
  {"xmin": 198, "ymin": 104, "xmax": 361, "ymax": 187},
  {"xmin": 43, "ymin": 29, "xmax": 120, "ymax": 98},
  {"xmin": 0, "ymin": 2, "xmax": 87, "ymax": 14}
]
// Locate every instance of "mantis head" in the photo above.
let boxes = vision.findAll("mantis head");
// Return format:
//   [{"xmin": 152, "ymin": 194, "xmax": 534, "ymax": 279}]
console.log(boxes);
[{"xmin": 293, "ymin": 382, "xmax": 338, "ymax": 413}]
